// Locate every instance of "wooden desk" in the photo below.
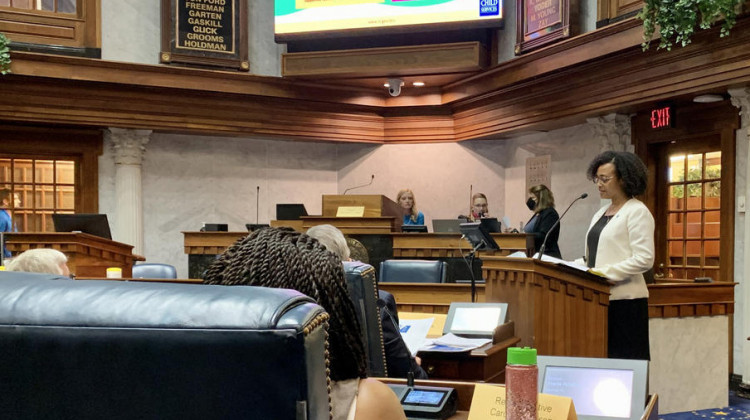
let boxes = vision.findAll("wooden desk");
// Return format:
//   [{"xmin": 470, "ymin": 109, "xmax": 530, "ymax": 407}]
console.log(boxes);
[
  {"xmin": 419, "ymin": 336, "xmax": 521, "ymax": 383},
  {"xmin": 375, "ymin": 378, "xmax": 659, "ymax": 420},
  {"xmin": 300, "ymin": 216, "xmax": 398, "ymax": 234},
  {"xmin": 391, "ymin": 233, "xmax": 533, "ymax": 258},
  {"xmin": 5, "ymin": 232, "xmax": 143, "ymax": 277},
  {"xmin": 378, "ymin": 282, "xmax": 485, "ymax": 314}
]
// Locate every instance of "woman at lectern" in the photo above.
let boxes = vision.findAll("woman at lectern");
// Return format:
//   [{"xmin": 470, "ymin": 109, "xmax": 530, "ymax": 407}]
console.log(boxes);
[
  {"xmin": 582, "ymin": 151, "xmax": 654, "ymax": 360},
  {"xmin": 523, "ymin": 184, "xmax": 562, "ymax": 258},
  {"xmin": 396, "ymin": 189, "xmax": 425, "ymax": 225},
  {"xmin": 203, "ymin": 227, "xmax": 407, "ymax": 420}
]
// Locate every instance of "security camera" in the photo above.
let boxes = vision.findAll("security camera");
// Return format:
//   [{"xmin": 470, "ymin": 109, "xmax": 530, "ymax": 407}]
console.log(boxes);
[{"xmin": 387, "ymin": 78, "xmax": 404, "ymax": 97}]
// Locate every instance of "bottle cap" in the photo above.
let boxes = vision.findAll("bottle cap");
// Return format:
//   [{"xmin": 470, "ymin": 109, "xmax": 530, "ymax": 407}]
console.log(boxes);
[{"xmin": 507, "ymin": 347, "xmax": 537, "ymax": 365}]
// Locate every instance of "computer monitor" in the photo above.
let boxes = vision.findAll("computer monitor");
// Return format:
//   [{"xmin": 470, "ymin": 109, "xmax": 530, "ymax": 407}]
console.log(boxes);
[
  {"xmin": 443, "ymin": 302, "xmax": 508, "ymax": 338},
  {"xmin": 480, "ymin": 217, "xmax": 502, "ymax": 233},
  {"xmin": 459, "ymin": 221, "xmax": 499, "ymax": 250},
  {"xmin": 537, "ymin": 356, "xmax": 649, "ymax": 420},
  {"xmin": 52, "ymin": 214, "xmax": 112, "ymax": 240},
  {"xmin": 276, "ymin": 204, "xmax": 308, "ymax": 220},
  {"xmin": 401, "ymin": 225, "xmax": 428, "ymax": 233}
]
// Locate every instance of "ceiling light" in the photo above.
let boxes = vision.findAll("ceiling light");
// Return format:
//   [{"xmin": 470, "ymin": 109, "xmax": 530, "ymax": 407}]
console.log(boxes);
[
  {"xmin": 412, "ymin": 81, "xmax": 425, "ymax": 87},
  {"xmin": 693, "ymin": 94, "xmax": 724, "ymax": 103}
]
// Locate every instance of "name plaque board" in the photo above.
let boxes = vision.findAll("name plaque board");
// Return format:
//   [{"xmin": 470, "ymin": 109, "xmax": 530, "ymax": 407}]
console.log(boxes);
[
  {"xmin": 160, "ymin": 0, "xmax": 249, "ymax": 71},
  {"xmin": 515, "ymin": 0, "xmax": 578, "ymax": 54}
]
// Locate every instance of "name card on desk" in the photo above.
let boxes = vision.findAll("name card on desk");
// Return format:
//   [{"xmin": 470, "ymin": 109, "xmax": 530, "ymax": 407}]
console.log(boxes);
[
  {"xmin": 336, "ymin": 206, "xmax": 365, "ymax": 217},
  {"xmin": 468, "ymin": 384, "xmax": 576, "ymax": 420}
]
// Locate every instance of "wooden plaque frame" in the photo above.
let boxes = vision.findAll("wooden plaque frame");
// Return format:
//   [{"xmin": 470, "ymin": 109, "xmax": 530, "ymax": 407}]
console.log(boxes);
[
  {"xmin": 515, "ymin": 0, "xmax": 578, "ymax": 54},
  {"xmin": 160, "ymin": 0, "xmax": 249, "ymax": 71}
]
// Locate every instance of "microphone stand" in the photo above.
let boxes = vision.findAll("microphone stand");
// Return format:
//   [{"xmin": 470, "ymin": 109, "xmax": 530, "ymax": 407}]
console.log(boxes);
[
  {"xmin": 537, "ymin": 193, "xmax": 587, "ymax": 260},
  {"xmin": 343, "ymin": 175, "xmax": 375, "ymax": 195},
  {"xmin": 467, "ymin": 239, "xmax": 485, "ymax": 303}
]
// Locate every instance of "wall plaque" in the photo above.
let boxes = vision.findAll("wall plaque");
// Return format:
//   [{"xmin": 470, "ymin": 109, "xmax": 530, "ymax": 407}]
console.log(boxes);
[
  {"xmin": 516, "ymin": 0, "xmax": 578, "ymax": 54},
  {"xmin": 161, "ymin": 0, "xmax": 249, "ymax": 71}
]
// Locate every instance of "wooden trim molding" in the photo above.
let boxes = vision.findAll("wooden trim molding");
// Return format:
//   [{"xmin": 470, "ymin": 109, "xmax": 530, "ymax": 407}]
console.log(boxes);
[
  {"xmin": 647, "ymin": 282, "xmax": 735, "ymax": 318},
  {"xmin": 1, "ymin": 17, "xmax": 750, "ymax": 142}
]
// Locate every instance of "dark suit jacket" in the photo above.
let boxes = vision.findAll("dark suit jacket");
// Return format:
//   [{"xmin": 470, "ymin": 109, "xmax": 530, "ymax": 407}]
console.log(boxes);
[
  {"xmin": 378, "ymin": 290, "xmax": 428, "ymax": 379},
  {"xmin": 527, "ymin": 207, "xmax": 562, "ymax": 258}
]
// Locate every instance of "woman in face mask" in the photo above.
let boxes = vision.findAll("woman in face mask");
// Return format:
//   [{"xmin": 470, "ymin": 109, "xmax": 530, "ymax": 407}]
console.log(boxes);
[{"xmin": 523, "ymin": 184, "xmax": 562, "ymax": 258}]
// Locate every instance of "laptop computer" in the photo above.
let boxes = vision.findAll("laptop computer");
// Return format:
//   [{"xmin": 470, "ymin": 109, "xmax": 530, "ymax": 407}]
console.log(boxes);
[
  {"xmin": 432, "ymin": 219, "xmax": 463, "ymax": 233},
  {"xmin": 442, "ymin": 302, "xmax": 508, "ymax": 338}
]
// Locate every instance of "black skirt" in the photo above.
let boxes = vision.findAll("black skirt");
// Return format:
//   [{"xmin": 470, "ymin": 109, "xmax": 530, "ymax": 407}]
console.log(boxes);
[{"xmin": 608, "ymin": 297, "xmax": 650, "ymax": 360}]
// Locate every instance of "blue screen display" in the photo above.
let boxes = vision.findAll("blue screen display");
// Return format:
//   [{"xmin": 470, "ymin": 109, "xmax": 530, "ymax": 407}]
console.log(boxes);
[{"xmin": 403, "ymin": 389, "xmax": 446, "ymax": 406}]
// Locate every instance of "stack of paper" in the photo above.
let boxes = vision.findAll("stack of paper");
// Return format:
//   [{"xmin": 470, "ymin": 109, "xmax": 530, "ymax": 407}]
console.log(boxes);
[{"xmin": 419, "ymin": 333, "xmax": 492, "ymax": 353}]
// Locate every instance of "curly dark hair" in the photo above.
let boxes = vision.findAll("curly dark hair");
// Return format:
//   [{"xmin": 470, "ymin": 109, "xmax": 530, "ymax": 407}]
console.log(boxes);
[
  {"xmin": 586, "ymin": 151, "xmax": 648, "ymax": 197},
  {"xmin": 203, "ymin": 227, "xmax": 367, "ymax": 382}
]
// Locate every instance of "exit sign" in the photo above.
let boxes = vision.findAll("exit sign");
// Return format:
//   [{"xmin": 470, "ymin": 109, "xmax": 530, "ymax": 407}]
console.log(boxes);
[{"xmin": 650, "ymin": 105, "xmax": 674, "ymax": 129}]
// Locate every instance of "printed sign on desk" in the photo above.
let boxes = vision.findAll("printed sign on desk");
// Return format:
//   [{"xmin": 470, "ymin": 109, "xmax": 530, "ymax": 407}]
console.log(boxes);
[{"xmin": 468, "ymin": 383, "xmax": 577, "ymax": 420}]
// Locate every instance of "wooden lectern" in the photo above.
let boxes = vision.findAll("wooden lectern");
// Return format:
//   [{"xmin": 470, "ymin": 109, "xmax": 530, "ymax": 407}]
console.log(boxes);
[
  {"xmin": 298, "ymin": 195, "xmax": 404, "ymax": 234},
  {"xmin": 4, "ymin": 233, "xmax": 142, "ymax": 277},
  {"xmin": 481, "ymin": 256, "xmax": 611, "ymax": 357}
]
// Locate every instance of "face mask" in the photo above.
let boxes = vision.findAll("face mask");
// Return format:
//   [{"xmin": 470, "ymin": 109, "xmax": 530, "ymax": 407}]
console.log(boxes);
[{"xmin": 526, "ymin": 197, "xmax": 536, "ymax": 211}]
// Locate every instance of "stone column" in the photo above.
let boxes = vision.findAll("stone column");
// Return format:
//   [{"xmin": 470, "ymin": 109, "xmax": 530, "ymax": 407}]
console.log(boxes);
[
  {"xmin": 586, "ymin": 113, "xmax": 632, "ymax": 153},
  {"xmin": 730, "ymin": 87, "xmax": 750, "ymax": 396},
  {"xmin": 106, "ymin": 128, "xmax": 150, "ymax": 256}
]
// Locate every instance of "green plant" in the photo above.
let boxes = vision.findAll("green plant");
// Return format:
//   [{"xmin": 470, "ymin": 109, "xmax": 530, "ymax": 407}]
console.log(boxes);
[
  {"xmin": 0, "ymin": 32, "xmax": 10, "ymax": 75},
  {"xmin": 637, "ymin": 0, "xmax": 743, "ymax": 51}
]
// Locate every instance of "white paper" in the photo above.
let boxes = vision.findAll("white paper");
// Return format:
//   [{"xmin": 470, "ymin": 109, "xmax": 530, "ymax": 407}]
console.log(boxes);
[
  {"xmin": 418, "ymin": 333, "xmax": 492, "ymax": 353},
  {"xmin": 398, "ymin": 317, "xmax": 434, "ymax": 357},
  {"xmin": 532, "ymin": 252, "xmax": 595, "ymax": 273}
]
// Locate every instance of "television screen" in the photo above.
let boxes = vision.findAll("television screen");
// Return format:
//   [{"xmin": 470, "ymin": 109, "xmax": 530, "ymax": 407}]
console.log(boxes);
[{"xmin": 275, "ymin": 0, "xmax": 503, "ymax": 40}]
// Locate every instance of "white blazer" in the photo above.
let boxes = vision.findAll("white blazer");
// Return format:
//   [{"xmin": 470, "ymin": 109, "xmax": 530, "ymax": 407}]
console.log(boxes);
[{"xmin": 584, "ymin": 198, "xmax": 655, "ymax": 301}]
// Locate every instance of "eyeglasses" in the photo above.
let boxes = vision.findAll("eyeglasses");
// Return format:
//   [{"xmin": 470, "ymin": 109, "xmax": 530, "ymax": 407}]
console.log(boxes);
[{"xmin": 592, "ymin": 175, "xmax": 614, "ymax": 185}]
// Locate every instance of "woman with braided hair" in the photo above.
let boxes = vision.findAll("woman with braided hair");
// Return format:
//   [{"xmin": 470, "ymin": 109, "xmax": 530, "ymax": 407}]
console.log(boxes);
[{"xmin": 203, "ymin": 227, "xmax": 406, "ymax": 420}]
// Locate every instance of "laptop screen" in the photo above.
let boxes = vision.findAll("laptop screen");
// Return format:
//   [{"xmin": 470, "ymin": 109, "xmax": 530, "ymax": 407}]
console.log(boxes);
[{"xmin": 538, "ymin": 356, "xmax": 648, "ymax": 420}]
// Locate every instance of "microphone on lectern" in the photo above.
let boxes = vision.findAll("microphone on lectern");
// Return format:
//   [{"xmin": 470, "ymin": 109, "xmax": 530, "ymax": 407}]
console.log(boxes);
[
  {"xmin": 537, "ymin": 193, "xmax": 588, "ymax": 259},
  {"xmin": 343, "ymin": 174, "xmax": 375, "ymax": 195}
]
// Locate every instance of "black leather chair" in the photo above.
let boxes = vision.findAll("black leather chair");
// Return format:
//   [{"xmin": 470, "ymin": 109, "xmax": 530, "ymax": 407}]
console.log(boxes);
[
  {"xmin": 132, "ymin": 262, "xmax": 178, "ymax": 279},
  {"xmin": 378, "ymin": 259, "xmax": 448, "ymax": 283},
  {"xmin": 0, "ymin": 272, "xmax": 331, "ymax": 420},
  {"xmin": 343, "ymin": 260, "xmax": 387, "ymax": 377}
]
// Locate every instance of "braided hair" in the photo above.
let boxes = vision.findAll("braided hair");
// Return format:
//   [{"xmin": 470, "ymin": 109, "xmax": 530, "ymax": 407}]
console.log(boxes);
[{"xmin": 203, "ymin": 227, "xmax": 367, "ymax": 381}]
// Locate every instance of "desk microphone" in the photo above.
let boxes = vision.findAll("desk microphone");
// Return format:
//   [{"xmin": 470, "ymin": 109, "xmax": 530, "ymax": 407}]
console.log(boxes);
[
  {"xmin": 255, "ymin": 185, "xmax": 260, "ymax": 224},
  {"xmin": 537, "ymin": 192, "xmax": 588, "ymax": 259},
  {"xmin": 343, "ymin": 174, "xmax": 375, "ymax": 195}
]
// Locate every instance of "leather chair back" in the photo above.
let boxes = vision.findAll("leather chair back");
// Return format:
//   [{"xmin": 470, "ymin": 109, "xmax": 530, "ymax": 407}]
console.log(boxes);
[
  {"xmin": 132, "ymin": 262, "xmax": 178, "ymax": 279},
  {"xmin": 343, "ymin": 260, "xmax": 387, "ymax": 377},
  {"xmin": 378, "ymin": 259, "xmax": 447, "ymax": 283},
  {"xmin": 0, "ymin": 273, "xmax": 330, "ymax": 420}
]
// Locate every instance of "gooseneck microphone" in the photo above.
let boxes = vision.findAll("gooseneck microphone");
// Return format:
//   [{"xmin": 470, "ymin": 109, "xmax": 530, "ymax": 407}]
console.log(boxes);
[
  {"xmin": 537, "ymin": 192, "xmax": 588, "ymax": 259},
  {"xmin": 343, "ymin": 174, "xmax": 375, "ymax": 195},
  {"xmin": 255, "ymin": 185, "xmax": 260, "ymax": 224}
]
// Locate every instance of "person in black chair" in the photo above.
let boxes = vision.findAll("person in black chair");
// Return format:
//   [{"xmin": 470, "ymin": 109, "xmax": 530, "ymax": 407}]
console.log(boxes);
[
  {"xmin": 203, "ymin": 227, "xmax": 406, "ymax": 420},
  {"xmin": 306, "ymin": 224, "xmax": 428, "ymax": 380},
  {"xmin": 524, "ymin": 184, "xmax": 562, "ymax": 258}
]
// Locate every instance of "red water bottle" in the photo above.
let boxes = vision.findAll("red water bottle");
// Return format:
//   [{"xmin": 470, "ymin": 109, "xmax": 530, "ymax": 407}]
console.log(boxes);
[{"xmin": 506, "ymin": 347, "xmax": 538, "ymax": 420}]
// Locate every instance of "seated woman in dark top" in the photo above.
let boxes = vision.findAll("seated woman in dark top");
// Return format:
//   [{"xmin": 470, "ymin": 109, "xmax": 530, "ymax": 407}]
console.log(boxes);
[
  {"xmin": 203, "ymin": 227, "xmax": 406, "ymax": 420},
  {"xmin": 523, "ymin": 184, "xmax": 562, "ymax": 258}
]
